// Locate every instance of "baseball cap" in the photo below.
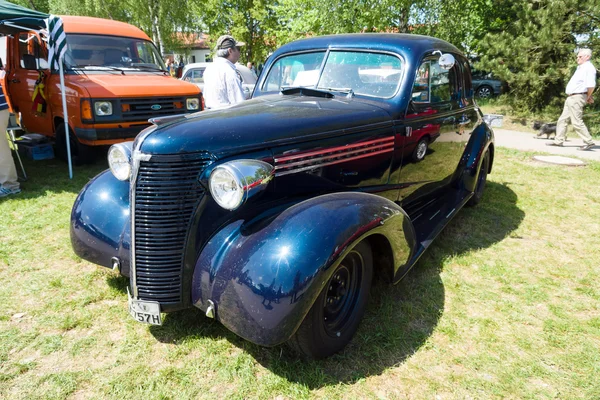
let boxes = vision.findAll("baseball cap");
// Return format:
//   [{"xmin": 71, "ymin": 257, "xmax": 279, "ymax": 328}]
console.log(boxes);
[{"xmin": 216, "ymin": 35, "xmax": 245, "ymax": 50}]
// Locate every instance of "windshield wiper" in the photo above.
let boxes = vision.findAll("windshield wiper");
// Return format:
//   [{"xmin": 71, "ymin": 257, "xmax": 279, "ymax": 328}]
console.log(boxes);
[
  {"xmin": 132, "ymin": 65, "xmax": 168, "ymax": 74},
  {"xmin": 320, "ymin": 87, "xmax": 355, "ymax": 97},
  {"xmin": 71, "ymin": 65, "xmax": 125, "ymax": 75}
]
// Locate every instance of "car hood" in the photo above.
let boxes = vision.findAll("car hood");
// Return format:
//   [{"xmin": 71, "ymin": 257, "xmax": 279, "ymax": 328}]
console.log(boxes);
[
  {"xmin": 66, "ymin": 72, "xmax": 201, "ymax": 97},
  {"xmin": 140, "ymin": 94, "xmax": 392, "ymax": 156}
]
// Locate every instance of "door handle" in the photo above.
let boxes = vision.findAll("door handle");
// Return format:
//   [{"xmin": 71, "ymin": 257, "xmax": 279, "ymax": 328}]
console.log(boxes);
[{"xmin": 11, "ymin": 79, "xmax": 20, "ymax": 83}]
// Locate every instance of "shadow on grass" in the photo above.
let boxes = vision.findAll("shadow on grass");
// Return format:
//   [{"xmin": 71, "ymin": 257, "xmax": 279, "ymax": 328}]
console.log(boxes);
[
  {"xmin": 4, "ymin": 151, "xmax": 109, "ymax": 200},
  {"xmin": 143, "ymin": 181, "xmax": 523, "ymax": 388}
]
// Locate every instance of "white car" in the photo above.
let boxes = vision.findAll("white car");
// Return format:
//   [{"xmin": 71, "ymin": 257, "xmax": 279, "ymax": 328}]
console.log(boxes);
[{"xmin": 180, "ymin": 62, "xmax": 257, "ymax": 99}]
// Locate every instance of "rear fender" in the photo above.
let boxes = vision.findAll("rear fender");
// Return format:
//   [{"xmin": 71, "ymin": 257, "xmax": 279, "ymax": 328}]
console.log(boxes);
[
  {"xmin": 191, "ymin": 192, "xmax": 416, "ymax": 346},
  {"xmin": 458, "ymin": 121, "xmax": 494, "ymax": 191},
  {"xmin": 70, "ymin": 170, "xmax": 131, "ymax": 275}
]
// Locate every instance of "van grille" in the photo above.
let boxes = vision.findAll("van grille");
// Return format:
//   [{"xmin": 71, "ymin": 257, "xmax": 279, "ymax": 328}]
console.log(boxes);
[
  {"xmin": 133, "ymin": 153, "xmax": 212, "ymax": 306},
  {"xmin": 122, "ymin": 97, "xmax": 197, "ymax": 121}
]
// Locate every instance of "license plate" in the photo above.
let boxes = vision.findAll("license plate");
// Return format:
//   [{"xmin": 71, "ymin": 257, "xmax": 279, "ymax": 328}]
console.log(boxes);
[{"xmin": 127, "ymin": 289, "xmax": 162, "ymax": 325}]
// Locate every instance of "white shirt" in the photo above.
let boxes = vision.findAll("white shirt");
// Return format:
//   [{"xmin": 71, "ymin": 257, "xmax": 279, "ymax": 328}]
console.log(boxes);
[
  {"xmin": 565, "ymin": 61, "xmax": 597, "ymax": 94},
  {"xmin": 203, "ymin": 57, "xmax": 246, "ymax": 109}
]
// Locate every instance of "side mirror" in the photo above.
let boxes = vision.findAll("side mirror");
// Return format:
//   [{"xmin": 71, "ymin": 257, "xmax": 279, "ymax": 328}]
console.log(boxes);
[{"xmin": 433, "ymin": 51, "xmax": 455, "ymax": 70}]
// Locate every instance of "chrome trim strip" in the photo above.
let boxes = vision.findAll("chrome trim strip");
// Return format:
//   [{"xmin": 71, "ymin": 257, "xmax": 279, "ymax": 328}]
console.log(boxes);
[
  {"xmin": 129, "ymin": 126, "xmax": 157, "ymax": 298},
  {"xmin": 274, "ymin": 143, "xmax": 394, "ymax": 171},
  {"xmin": 275, "ymin": 147, "xmax": 393, "ymax": 176}
]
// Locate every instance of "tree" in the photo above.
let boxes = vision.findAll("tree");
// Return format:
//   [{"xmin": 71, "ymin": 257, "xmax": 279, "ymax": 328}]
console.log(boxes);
[
  {"xmin": 477, "ymin": 0, "xmax": 600, "ymax": 113},
  {"xmin": 191, "ymin": 0, "xmax": 279, "ymax": 66},
  {"xmin": 47, "ymin": 0, "xmax": 198, "ymax": 56}
]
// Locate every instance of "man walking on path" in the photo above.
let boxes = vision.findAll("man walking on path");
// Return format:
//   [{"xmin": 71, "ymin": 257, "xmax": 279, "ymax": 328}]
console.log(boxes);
[
  {"xmin": 547, "ymin": 48, "xmax": 596, "ymax": 151},
  {"xmin": 203, "ymin": 35, "xmax": 246, "ymax": 110}
]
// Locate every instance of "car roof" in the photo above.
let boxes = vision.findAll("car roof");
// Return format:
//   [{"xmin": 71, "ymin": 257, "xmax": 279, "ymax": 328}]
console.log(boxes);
[{"xmin": 271, "ymin": 33, "xmax": 462, "ymax": 60}]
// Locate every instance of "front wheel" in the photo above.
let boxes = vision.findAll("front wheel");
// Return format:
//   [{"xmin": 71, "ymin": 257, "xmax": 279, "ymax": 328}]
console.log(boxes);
[
  {"xmin": 54, "ymin": 124, "xmax": 96, "ymax": 165},
  {"xmin": 467, "ymin": 150, "xmax": 489, "ymax": 206},
  {"xmin": 288, "ymin": 241, "xmax": 373, "ymax": 359}
]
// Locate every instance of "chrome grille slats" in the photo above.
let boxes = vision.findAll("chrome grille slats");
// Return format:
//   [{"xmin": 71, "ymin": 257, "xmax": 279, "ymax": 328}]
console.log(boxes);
[
  {"xmin": 133, "ymin": 153, "xmax": 211, "ymax": 305},
  {"xmin": 121, "ymin": 97, "xmax": 188, "ymax": 121}
]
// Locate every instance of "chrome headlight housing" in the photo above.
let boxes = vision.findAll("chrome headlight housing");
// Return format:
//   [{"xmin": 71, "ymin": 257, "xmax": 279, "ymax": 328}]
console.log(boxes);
[
  {"xmin": 209, "ymin": 160, "xmax": 273, "ymax": 210},
  {"xmin": 108, "ymin": 143, "xmax": 133, "ymax": 181},
  {"xmin": 186, "ymin": 98, "xmax": 200, "ymax": 110},
  {"xmin": 94, "ymin": 101, "xmax": 113, "ymax": 116}
]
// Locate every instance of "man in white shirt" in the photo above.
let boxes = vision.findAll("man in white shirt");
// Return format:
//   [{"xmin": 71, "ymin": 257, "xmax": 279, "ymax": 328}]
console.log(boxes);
[
  {"xmin": 548, "ymin": 48, "xmax": 596, "ymax": 150},
  {"xmin": 203, "ymin": 35, "xmax": 246, "ymax": 109}
]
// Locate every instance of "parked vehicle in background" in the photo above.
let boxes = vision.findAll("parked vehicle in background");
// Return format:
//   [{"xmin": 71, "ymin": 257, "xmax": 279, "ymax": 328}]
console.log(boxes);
[
  {"xmin": 0, "ymin": 16, "xmax": 202, "ymax": 163},
  {"xmin": 472, "ymin": 70, "xmax": 504, "ymax": 99},
  {"xmin": 181, "ymin": 62, "xmax": 257, "ymax": 99},
  {"xmin": 71, "ymin": 33, "xmax": 495, "ymax": 359}
]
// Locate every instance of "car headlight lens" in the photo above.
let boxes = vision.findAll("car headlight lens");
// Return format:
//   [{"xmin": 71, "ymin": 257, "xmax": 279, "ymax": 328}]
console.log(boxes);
[
  {"xmin": 94, "ymin": 101, "xmax": 113, "ymax": 116},
  {"xmin": 186, "ymin": 98, "xmax": 200, "ymax": 110},
  {"xmin": 108, "ymin": 144, "xmax": 132, "ymax": 181},
  {"xmin": 209, "ymin": 166, "xmax": 244, "ymax": 210}
]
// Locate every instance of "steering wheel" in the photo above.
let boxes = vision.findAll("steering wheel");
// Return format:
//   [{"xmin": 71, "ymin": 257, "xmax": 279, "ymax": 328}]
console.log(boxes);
[{"xmin": 130, "ymin": 57, "xmax": 146, "ymax": 63}]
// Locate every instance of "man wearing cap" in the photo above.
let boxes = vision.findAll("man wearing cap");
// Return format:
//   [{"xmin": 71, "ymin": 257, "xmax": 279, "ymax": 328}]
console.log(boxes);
[
  {"xmin": 547, "ymin": 48, "xmax": 596, "ymax": 151},
  {"xmin": 203, "ymin": 35, "xmax": 246, "ymax": 109}
]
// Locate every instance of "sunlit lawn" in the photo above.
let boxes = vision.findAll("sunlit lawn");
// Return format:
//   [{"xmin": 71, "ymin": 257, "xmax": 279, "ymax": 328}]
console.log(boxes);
[{"xmin": 1, "ymin": 148, "xmax": 599, "ymax": 399}]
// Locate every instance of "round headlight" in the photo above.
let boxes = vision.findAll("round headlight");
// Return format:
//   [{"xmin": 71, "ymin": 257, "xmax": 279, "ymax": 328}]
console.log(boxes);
[
  {"xmin": 94, "ymin": 101, "xmax": 113, "ymax": 116},
  {"xmin": 108, "ymin": 144, "xmax": 132, "ymax": 181},
  {"xmin": 209, "ymin": 166, "xmax": 244, "ymax": 210}
]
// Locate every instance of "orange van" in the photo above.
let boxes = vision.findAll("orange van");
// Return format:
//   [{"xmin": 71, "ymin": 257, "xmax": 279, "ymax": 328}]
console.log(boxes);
[{"xmin": 1, "ymin": 16, "xmax": 202, "ymax": 161}]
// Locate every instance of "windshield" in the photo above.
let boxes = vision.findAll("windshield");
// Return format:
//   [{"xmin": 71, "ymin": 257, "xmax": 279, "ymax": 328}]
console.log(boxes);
[
  {"xmin": 64, "ymin": 34, "xmax": 166, "ymax": 71},
  {"xmin": 261, "ymin": 50, "xmax": 403, "ymax": 98}
]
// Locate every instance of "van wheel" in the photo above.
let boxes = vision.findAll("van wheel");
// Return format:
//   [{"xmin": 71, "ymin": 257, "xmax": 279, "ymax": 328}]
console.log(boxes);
[
  {"xmin": 288, "ymin": 241, "xmax": 373, "ymax": 359},
  {"xmin": 467, "ymin": 150, "xmax": 489, "ymax": 206},
  {"xmin": 54, "ymin": 125, "xmax": 96, "ymax": 165}
]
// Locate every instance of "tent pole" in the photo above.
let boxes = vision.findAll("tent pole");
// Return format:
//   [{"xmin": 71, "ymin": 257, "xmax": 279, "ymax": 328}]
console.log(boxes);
[{"xmin": 58, "ymin": 57, "xmax": 72, "ymax": 179}]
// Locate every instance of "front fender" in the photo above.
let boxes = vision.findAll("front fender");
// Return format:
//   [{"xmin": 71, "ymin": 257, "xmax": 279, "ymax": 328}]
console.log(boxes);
[
  {"xmin": 70, "ymin": 170, "xmax": 131, "ymax": 275},
  {"xmin": 192, "ymin": 192, "xmax": 415, "ymax": 346}
]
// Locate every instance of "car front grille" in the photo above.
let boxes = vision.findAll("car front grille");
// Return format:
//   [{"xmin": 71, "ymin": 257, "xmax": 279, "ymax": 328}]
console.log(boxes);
[
  {"xmin": 133, "ymin": 153, "xmax": 212, "ymax": 307},
  {"xmin": 122, "ymin": 97, "xmax": 192, "ymax": 121}
]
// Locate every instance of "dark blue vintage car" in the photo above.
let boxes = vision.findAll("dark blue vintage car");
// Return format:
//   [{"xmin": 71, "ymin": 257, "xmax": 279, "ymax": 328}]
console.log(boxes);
[{"xmin": 71, "ymin": 33, "xmax": 494, "ymax": 359}]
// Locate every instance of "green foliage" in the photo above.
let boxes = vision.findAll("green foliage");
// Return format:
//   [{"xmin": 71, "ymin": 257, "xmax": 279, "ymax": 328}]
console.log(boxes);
[
  {"xmin": 477, "ymin": 0, "xmax": 600, "ymax": 113},
  {"xmin": 190, "ymin": 0, "xmax": 279, "ymax": 65}
]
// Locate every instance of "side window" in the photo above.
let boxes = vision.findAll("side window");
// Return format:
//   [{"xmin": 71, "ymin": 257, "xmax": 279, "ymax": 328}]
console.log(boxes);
[
  {"xmin": 19, "ymin": 33, "xmax": 48, "ymax": 70},
  {"xmin": 412, "ymin": 57, "xmax": 459, "ymax": 103}
]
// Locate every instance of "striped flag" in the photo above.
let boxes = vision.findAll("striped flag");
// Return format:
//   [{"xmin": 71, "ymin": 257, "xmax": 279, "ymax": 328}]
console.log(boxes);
[{"xmin": 47, "ymin": 15, "xmax": 67, "ymax": 70}]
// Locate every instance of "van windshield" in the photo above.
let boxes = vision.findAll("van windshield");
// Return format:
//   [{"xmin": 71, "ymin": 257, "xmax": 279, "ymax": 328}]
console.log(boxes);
[{"xmin": 64, "ymin": 34, "xmax": 167, "ymax": 71}]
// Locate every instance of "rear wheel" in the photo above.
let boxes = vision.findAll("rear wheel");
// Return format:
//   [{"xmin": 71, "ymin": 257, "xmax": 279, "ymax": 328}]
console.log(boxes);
[
  {"xmin": 288, "ymin": 241, "xmax": 373, "ymax": 359},
  {"xmin": 54, "ymin": 124, "xmax": 96, "ymax": 165},
  {"xmin": 467, "ymin": 150, "xmax": 489, "ymax": 206}
]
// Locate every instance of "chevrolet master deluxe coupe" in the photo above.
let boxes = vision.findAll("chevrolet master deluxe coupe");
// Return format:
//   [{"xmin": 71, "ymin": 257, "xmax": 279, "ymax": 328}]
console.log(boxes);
[{"xmin": 71, "ymin": 34, "xmax": 495, "ymax": 359}]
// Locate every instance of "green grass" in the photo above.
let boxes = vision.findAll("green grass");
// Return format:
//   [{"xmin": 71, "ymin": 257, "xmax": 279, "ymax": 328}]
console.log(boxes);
[{"xmin": 1, "ymin": 150, "xmax": 600, "ymax": 399}]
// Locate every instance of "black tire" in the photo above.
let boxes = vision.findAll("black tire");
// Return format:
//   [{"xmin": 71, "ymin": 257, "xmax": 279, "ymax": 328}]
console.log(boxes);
[
  {"xmin": 412, "ymin": 137, "xmax": 429, "ymax": 162},
  {"xmin": 467, "ymin": 150, "xmax": 489, "ymax": 207},
  {"xmin": 476, "ymin": 85, "xmax": 494, "ymax": 99},
  {"xmin": 54, "ymin": 124, "xmax": 96, "ymax": 165},
  {"xmin": 288, "ymin": 241, "xmax": 373, "ymax": 359}
]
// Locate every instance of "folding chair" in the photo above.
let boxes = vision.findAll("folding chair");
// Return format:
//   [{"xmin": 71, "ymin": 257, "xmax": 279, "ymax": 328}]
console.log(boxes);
[{"xmin": 6, "ymin": 113, "xmax": 27, "ymax": 181}]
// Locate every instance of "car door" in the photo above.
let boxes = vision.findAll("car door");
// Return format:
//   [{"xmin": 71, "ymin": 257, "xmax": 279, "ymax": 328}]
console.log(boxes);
[
  {"xmin": 395, "ymin": 53, "xmax": 475, "ymax": 208},
  {"xmin": 6, "ymin": 32, "xmax": 52, "ymax": 134}
]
